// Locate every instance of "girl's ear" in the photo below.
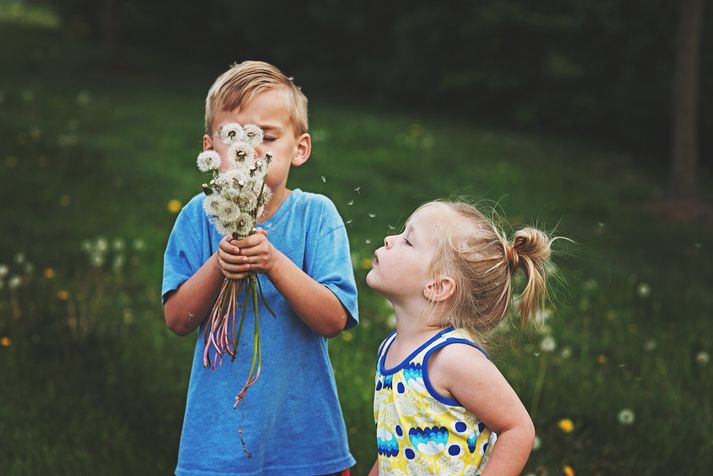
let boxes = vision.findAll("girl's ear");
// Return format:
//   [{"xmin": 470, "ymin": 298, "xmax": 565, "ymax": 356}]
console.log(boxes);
[
  {"xmin": 423, "ymin": 277, "xmax": 456, "ymax": 302},
  {"xmin": 202, "ymin": 134, "xmax": 213, "ymax": 151},
  {"xmin": 291, "ymin": 132, "xmax": 311, "ymax": 167}
]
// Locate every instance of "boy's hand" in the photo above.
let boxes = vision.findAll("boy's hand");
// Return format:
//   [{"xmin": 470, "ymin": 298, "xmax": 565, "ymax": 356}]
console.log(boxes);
[{"xmin": 216, "ymin": 229, "xmax": 277, "ymax": 280}]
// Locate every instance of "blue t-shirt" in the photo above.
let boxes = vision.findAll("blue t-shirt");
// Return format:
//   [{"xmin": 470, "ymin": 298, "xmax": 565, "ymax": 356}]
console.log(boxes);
[{"xmin": 162, "ymin": 188, "xmax": 359, "ymax": 476}]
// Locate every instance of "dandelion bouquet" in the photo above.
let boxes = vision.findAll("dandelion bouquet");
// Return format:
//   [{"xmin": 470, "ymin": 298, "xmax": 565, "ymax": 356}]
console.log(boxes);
[{"xmin": 196, "ymin": 122, "xmax": 275, "ymax": 408}]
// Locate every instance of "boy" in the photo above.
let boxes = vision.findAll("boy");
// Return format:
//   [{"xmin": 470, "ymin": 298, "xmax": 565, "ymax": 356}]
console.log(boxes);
[{"xmin": 162, "ymin": 61, "xmax": 358, "ymax": 476}]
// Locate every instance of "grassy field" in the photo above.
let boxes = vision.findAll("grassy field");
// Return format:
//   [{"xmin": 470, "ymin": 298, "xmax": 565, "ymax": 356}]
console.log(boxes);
[{"xmin": 1, "ymin": 9, "xmax": 713, "ymax": 476}]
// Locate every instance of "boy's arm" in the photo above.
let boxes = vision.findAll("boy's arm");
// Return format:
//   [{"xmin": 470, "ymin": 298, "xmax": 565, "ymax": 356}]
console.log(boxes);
[
  {"xmin": 430, "ymin": 345, "xmax": 535, "ymax": 476},
  {"xmin": 218, "ymin": 232, "xmax": 349, "ymax": 337},
  {"xmin": 367, "ymin": 460, "xmax": 379, "ymax": 476},
  {"xmin": 164, "ymin": 244, "xmax": 226, "ymax": 336}
]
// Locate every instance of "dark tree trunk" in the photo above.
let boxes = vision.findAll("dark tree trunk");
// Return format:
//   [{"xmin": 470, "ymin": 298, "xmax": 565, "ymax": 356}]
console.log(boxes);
[{"xmin": 671, "ymin": 0, "xmax": 704, "ymax": 197}]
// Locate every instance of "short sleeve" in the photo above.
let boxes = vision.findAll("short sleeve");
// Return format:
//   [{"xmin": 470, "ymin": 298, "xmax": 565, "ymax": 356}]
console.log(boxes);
[
  {"xmin": 162, "ymin": 205, "xmax": 204, "ymax": 304},
  {"xmin": 306, "ymin": 199, "xmax": 359, "ymax": 330}
]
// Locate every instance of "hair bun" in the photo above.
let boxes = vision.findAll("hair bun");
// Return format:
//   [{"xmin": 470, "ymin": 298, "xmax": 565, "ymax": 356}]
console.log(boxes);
[{"xmin": 512, "ymin": 228, "xmax": 551, "ymax": 264}]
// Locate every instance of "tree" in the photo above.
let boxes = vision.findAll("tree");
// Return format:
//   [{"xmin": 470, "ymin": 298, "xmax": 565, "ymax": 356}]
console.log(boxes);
[{"xmin": 671, "ymin": 0, "xmax": 705, "ymax": 196}]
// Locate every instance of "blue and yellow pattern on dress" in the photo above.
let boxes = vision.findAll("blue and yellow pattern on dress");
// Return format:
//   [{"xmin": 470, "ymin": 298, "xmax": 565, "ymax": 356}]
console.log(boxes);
[{"xmin": 374, "ymin": 328, "xmax": 497, "ymax": 476}]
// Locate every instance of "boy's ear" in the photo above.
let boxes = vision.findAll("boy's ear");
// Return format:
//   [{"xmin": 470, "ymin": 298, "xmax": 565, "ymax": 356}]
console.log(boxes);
[
  {"xmin": 202, "ymin": 134, "xmax": 214, "ymax": 151},
  {"xmin": 291, "ymin": 132, "xmax": 311, "ymax": 167},
  {"xmin": 423, "ymin": 277, "xmax": 456, "ymax": 303}
]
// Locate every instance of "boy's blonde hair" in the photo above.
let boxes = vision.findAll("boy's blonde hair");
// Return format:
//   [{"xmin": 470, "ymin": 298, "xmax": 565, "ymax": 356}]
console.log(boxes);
[
  {"xmin": 205, "ymin": 60, "xmax": 308, "ymax": 136},
  {"xmin": 424, "ymin": 200, "xmax": 555, "ymax": 345}
]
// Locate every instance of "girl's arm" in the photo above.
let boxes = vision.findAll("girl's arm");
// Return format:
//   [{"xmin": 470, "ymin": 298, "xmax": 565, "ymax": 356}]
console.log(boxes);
[{"xmin": 428, "ymin": 344, "xmax": 535, "ymax": 476}]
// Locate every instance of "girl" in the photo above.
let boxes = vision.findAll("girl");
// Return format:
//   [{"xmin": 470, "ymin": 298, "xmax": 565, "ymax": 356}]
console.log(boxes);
[{"xmin": 367, "ymin": 200, "xmax": 555, "ymax": 476}]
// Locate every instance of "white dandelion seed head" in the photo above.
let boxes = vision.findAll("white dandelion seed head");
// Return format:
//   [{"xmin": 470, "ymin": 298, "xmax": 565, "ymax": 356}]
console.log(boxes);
[
  {"xmin": 112, "ymin": 255, "xmax": 125, "ymax": 272},
  {"xmin": 618, "ymin": 408, "xmax": 635, "ymax": 425},
  {"xmin": 214, "ymin": 220, "xmax": 234, "ymax": 236},
  {"xmin": 14, "ymin": 253, "xmax": 25, "ymax": 264},
  {"xmin": 95, "ymin": 237, "xmax": 108, "ymax": 253},
  {"xmin": 540, "ymin": 335, "xmax": 556, "ymax": 352},
  {"xmin": 561, "ymin": 346, "xmax": 572, "ymax": 359},
  {"xmin": 132, "ymin": 238, "xmax": 145, "ymax": 251},
  {"xmin": 8, "ymin": 275, "xmax": 22, "ymax": 290},
  {"xmin": 196, "ymin": 150, "xmax": 222, "ymax": 172},
  {"xmin": 242, "ymin": 124, "xmax": 263, "ymax": 147},
  {"xmin": 636, "ymin": 282, "xmax": 651, "ymax": 298},
  {"xmin": 234, "ymin": 212, "xmax": 255, "ymax": 238},
  {"xmin": 228, "ymin": 141, "xmax": 255, "ymax": 164},
  {"xmin": 203, "ymin": 194, "xmax": 226, "ymax": 218},
  {"xmin": 216, "ymin": 199, "xmax": 241, "ymax": 223},
  {"xmin": 535, "ymin": 308, "xmax": 553, "ymax": 325},
  {"xmin": 696, "ymin": 351, "xmax": 710, "ymax": 366},
  {"xmin": 112, "ymin": 238, "xmax": 126, "ymax": 252},
  {"xmin": 215, "ymin": 169, "xmax": 249, "ymax": 199},
  {"xmin": 80, "ymin": 240, "xmax": 92, "ymax": 253},
  {"xmin": 0, "ymin": 264, "xmax": 8, "ymax": 278},
  {"xmin": 90, "ymin": 253, "xmax": 105, "ymax": 268},
  {"xmin": 219, "ymin": 122, "xmax": 245, "ymax": 145},
  {"xmin": 24, "ymin": 263, "xmax": 34, "ymax": 275},
  {"xmin": 237, "ymin": 192, "xmax": 258, "ymax": 212}
]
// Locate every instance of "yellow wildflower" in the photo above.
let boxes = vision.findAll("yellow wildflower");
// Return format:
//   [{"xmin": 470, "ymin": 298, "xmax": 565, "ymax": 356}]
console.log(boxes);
[
  {"xmin": 558, "ymin": 418, "xmax": 574, "ymax": 433},
  {"xmin": 167, "ymin": 199, "xmax": 182, "ymax": 214},
  {"xmin": 0, "ymin": 337, "xmax": 11, "ymax": 347},
  {"xmin": 563, "ymin": 465, "xmax": 575, "ymax": 476},
  {"xmin": 43, "ymin": 267, "xmax": 56, "ymax": 279},
  {"xmin": 597, "ymin": 354, "xmax": 608, "ymax": 365},
  {"xmin": 56, "ymin": 289, "xmax": 70, "ymax": 301},
  {"xmin": 360, "ymin": 258, "xmax": 373, "ymax": 269}
]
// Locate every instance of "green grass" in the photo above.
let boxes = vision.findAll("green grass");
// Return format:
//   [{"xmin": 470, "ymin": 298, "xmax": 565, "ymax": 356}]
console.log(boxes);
[{"xmin": 1, "ymin": 15, "xmax": 713, "ymax": 475}]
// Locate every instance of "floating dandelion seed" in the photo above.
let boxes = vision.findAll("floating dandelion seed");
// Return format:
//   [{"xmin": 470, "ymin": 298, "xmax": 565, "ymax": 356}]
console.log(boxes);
[
  {"xmin": 354, "ymin": 186, "xmax": 361, "ymax": 194},
  {"xmin": 696, "ymin": 351, "xmax": 710, "ymax": 366},
  {"xmin": 347, "ymin": 200, "xmax": 354, "ymax": 206},
  {"xmin": 636, "ymin": 282, "xmax": 651, "ymax": 298},
  {"xmin": 321, "ymin": 176, "xmax": 326, "ymax": 183},
  {"xmin": 368, "ymin": 213, "xmax": 376, "ymax": 219},
  {"xmin": 618, "ymin": 408, "xmax": 635, "ymax": 425},
  {"xmin": 388, "ymin": 225, "xmax": 396, "ymax": 230},
  {"xmin": 365, "ymin": 239, "xmax": 372, "ymax": 244},
  {"xmin": 558, "ymin": 418, "xmax": 574, "ymax": 433},
  {"xmin": 540, "ymin": 336, "xmax": 556, "ymax": 352},
  {"xmin": 345, "ymin": 219, "xmax": 353, "ymax": 225}
]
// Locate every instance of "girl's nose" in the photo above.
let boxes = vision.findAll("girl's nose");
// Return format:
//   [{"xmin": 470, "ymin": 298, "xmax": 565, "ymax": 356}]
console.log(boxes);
[{"xmin": 384, "ymin": 236, "xmax": 393, "ymax": 248}]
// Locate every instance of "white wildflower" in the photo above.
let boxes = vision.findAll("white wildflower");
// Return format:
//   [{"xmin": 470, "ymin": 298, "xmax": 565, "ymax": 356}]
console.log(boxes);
[
  {"xmin": 220, "ymin": 123, "xmax": 245, "ymax": 145},
  {"xmin": 8, "ymin": 275, "xmax": 22, "ymax": 290},
  {"xmin": 112, "ymin": 255, "xmax": 125, "ymax": 272},
  {"xmin": 14, "ymin": 253, "xmax": 25, "ymax": 264},
  {"xmin": 242, "ymin": 124, "xmax": 263, "ymax": 147},
  {"xmin": 617, "ymin": 408, "xmax": 635, "ymax": 425},
  {"xmin": 196, "ymin": 150, "xmax": 222, "ymax": 172},
  {"xmin": 132, "ymin": 238, "xmax": 145, "ymax": 251},
  {"xmin": 561, "ymin": 346, "xmax": 572, "ymax": 359},
  {"xmin": 696, "ymin": 351, "xmax": 710, "ymax": 366},
  {"xmin": 228, "ymin": 141, "xmax": 255, "ymax": 164},
  {"xmin": 0, "ymin": 264, "xmax": 8, "ymax": 278},
  {"xmin": 24, "ymin": 263, "xmax": 34, "ymax": 275},
  {"xmin": 644, "ymin": 339, "xmax": 657, "ymax": 352},
  {"xmin": 540, "ymin": 335, "xmax": 556, "ymax": 352}
]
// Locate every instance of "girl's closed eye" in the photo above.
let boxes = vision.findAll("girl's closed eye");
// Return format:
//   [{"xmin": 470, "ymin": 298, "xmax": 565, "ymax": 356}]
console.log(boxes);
[{"xmin": 404, "ymin": 237, "xmax": 413, "ymax": 246}]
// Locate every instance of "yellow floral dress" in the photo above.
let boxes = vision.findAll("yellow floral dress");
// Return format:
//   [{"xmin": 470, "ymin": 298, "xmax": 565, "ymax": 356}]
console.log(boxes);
[{"xmin": 374, "ymin": 328, "xmax": 497, "ymax": 475}]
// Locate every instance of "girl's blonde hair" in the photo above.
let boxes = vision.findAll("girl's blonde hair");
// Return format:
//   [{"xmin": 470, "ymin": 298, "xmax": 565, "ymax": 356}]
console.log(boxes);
[
  {"xmin": 424, "ymin": 200, "xmax": 555, "ymax": 343},
  {"xmin": 205, "ymin": 60, "xmax": 308, "ymax": 136}
]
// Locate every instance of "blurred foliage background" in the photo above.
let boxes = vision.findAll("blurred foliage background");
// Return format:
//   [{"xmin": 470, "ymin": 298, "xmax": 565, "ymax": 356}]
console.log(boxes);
[{"xmin": 1, "ymin": 1, "xmax": 712, "ymax": 475}]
